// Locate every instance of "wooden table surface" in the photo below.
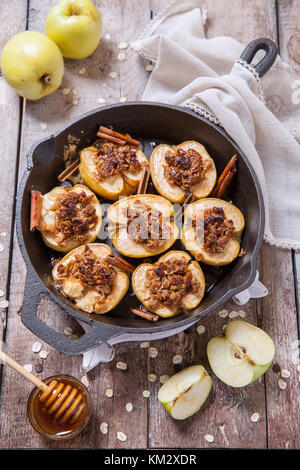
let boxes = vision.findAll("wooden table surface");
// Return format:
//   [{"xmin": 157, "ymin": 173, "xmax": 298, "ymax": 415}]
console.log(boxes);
[{"xmin": 0, "ymin": 0, "xmax": 299, "ymax": 450}]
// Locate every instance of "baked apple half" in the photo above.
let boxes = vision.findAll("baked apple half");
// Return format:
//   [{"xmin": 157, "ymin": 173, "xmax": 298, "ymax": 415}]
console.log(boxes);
[
  {"xmin": 52, "ymin": 243, "xmax": 129, "ymax": 314},
  {"xmin": 182, "ymin": 198, "xmax": 245, "ymax": 266},
  {"xmin": 132, "ymin": 250, "xmax": 205, "ymax": 318},
  {"xmin": 150, "ymin": 140, "xmax": 217, "ymax": 203},
  {"xmin": 35, "ymin": 184, "xmax": 102, "ymax": 253},
  {"xmin": 107, "ymin": 194, "xmax": 179, "ymax": 258},
  {"xmin": 79, "ymin": 143, "xmax": 149, "ymax": 200}
]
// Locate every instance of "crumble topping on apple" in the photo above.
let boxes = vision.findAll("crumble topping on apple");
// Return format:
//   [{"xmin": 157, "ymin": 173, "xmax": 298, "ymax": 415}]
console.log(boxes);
[
  {"xmin": 38, "ymin": 184, "xmax": 102, "ymax": 252},
  {"xmin": 192, "ymin": 206, "xmax": 235, "ymax": 253},
  {"xmin": 52, "ymin": 243, "xmax": 129, "ymax": 314},
  {"xmin": 150, "ymin": 141, "xmax": 217, "ymax": 203},
  {"xmin": 132, "ymin": 250, "xmax": 205, "ymax": 318},
  {"xmin": 80, "ymin": 144, "xmax": 149, "ymax": 200}
]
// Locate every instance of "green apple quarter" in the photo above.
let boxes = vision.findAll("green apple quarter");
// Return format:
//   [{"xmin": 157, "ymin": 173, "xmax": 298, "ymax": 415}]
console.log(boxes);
[
  {"xmin": 207, "ymin": 320, "xmax": 275, "ymax": 387},
  {"xmin": 46, "ymin": 0, "xmax": 102, "ymax": 59},
  {"xmin": 158, "ymin": 365, "xmax": 212, "ymax": 420}
]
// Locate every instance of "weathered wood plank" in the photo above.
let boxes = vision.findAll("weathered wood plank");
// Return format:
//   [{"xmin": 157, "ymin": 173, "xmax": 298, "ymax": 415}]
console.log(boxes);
[
  {"xmin": 148, "ymin": 0, "xmax": 299, "ymax": 449},
  {"xmin": 0, "ymin": 0, "xmax": 150, "ymax": 449}
]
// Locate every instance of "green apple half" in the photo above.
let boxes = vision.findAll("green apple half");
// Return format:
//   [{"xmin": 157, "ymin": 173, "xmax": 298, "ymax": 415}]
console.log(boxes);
[
  {"xmin": 46, "ymin": 0, "xmax": 102, "ymax": 59},
  {"xmin": 0, "ymin": 31, "xmax": 64, "ymax": 100},
  {"xmin": 207, "ymin": 320, "xmax": 275, "ymax": 387},
  {"xmin": 158, "ymin": 365, "xmax": 212, "ymax": 420}
]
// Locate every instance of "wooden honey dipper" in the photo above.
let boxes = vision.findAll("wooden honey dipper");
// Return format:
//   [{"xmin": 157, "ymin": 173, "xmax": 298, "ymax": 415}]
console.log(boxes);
[{"xmin": 0, "ymin": 350, "xmax": 86, "ymax": 425}]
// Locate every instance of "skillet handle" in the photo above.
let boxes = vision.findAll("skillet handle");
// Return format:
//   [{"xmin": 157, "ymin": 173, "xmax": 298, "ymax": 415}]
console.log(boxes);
[
  {"xmin": 21, "ymin": 270, "xmax": 120, "ymax": 356},
  {"xmin": 240, "ymin": 38, "xmax": 278, "ymax": 77}
]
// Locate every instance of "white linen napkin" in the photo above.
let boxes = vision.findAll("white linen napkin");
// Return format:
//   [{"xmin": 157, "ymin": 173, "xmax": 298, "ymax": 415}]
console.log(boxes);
[{"xmin": 131, "ymin": 0, "xmax": 300, "ymax": 250}]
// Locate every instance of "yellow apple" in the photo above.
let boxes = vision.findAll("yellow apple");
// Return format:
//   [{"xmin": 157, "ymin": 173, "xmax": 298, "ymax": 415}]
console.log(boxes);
[
  {"xmin": 46, "ymin": 0, "xmax": 102, "ymax": 59},
  {"xmin": 0, "ymin": 31, "xmax": 64, "ymax": 100}
]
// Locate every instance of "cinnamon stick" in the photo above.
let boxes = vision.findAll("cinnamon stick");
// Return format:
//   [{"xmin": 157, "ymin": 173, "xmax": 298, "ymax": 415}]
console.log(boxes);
[
  {"xmin": 106, "ymin": 254, "xmax": 135, "ymax": 275},
  {"xmin": 30, "ymin": 190, "xmax": 42, "ymax": 231},
  {"xmin": 97, "ymin": 132, "xmax": 126, "ymax": 145},
  {"xmin": 57, "ymin": 158, "xmax": 80, "ymax": 182},
  {"xmin": 98, "ymin": 126, "xmax": 140, "ymax": 147},
  {"xmin": 130, "ymin": 307, "xmax": 159, "ymax": 322},
  {"xmin": 211, "ymin": 155, "xmax": 237, "ymax": 198},
  {"xmin": 137, "ymin": 166, "xmax": 150, "ymax": 195}
]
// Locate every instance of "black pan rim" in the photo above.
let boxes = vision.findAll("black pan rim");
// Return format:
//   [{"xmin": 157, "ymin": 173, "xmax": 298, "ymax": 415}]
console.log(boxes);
[{"xmin": 16, "ymin": 101, "xmax": 265, "ymax": 336}]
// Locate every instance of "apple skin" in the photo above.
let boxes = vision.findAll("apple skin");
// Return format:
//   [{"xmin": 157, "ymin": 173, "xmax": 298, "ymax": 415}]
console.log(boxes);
[
  {"xmin": 46, "ymin": 0, "xmax": 102, "ymax": 59},
  {"xmin": 0, "ymin": 31, "xmax": 64, "ymax": 100}
]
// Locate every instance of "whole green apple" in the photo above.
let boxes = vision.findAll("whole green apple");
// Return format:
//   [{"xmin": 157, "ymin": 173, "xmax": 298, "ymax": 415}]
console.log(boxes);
[
  {"xmin": 46, "ymin": 0, "xmax": 102, "ymax": 59},
  {"xmin": 0, "ymin": 31, "xmax": 64, "ymax": 100},
  {"xmin": 207, "ymin": 320, "xmax": 275, "ymax": 387}
]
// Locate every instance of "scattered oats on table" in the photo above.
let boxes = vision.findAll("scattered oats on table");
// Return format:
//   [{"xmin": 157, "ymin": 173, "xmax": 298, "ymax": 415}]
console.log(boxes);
[
  {"xmin": 119, "ymin": 97, "xmax": 127, "ymax": 103},
  {"xmin": 0, "ymin": 244, "xmax": 4, "ymax": 252},
  {"xmin": 62, "ymin": 87, "xmax": 70, "ymax": 95},
  {"xmin": 204, "ymin": 434, "xmax": 214, "ymax": 443},
  {"xmin": 218, "ymin": 309, "xmax": 228, "ymax": 318},
  {"xmin": 125, "ymin": 402, "xmax": 133, "ymax": 412},
  {"xmin": 78, "ymin": 67, "xmax": 86, "ymax": 74},
  {"xmin": 281, "ymin": 369, "xmax": 291, "ymax": 378},
  {"xmin": 118, "ymin": 41, "xmax": 128, "ymax": 49},
  {"xmin": 100, "ymin": 422, "xmax": 108, "ymax": 434},
  {"xmin": 23, "ymin": 364, "xmax": 33, "ymax": 373},
  {"xmin": 117, "ymin": 52, "xmax": 126, "ymax": 61},
  {"xmin": 148, "ymin": 373, "xmax": 157, "ymax": 382},
  {"xmin": 196, "ymin": 325, "xmax": 205, "ymax": 335},
  {"xmin": 145, "ymin": 64, "xmax": 154, "ymax": 72},
  {"xmin": 143, "ymin": 390, "xmax": 150, "ymax": 398},
  {"xmin": 116, "ymin": 361, "xmax": 128, "ymax": 371},
  {"xmin": 251, "ymin": 412, "xmax": 260, "ymax": 423},
  {"xmin": 105, "ymin": 388, "xmax": 113, "ymax": 398},
  {"xmin": 140, "ymin": 341, "xmax": 149, "ymax": 349},
  {"xmin": 160, "ymin": 375, "xmax": 169, "ymax": 384},
  {"xmin": 109, "ymin": 71, "xmax": 117, "ymax": 79},
  {"xmin": 278, "ymin": 379, "xmax": 287, "ymax": 390},
  {"xmin": 0, "ymin": 300, "xmax": 9, "ymax": 309},
  {"xmin": 149, "ymin": 347, "xmax": 158, "ymax": 358},
  {"xmin": 64, "ymin": 327, "xmax": 73, "ymax": 336},
  {"xmin": 238, "ymin": 310, "xmax": 246, "ymax": 318},
  {"xmin": 105, "ymin": 33, "xmax": 111, "ymax": 41},
  {"xmin": 173, "ymin": 354, "xmax": 182, "ymax": 364},
  {"xmin": 81, "ymin": 375, "xmax": 89, "ymax": 388},
  {"xmin": 1, "ymin": 232, "xmax": 6, "ymax": 237},
  {"xmin": 229, "ymin": 310, "xmax": 239, "ymax": 319},
  {"xmin": 72, "ymin": 99, "xmax": 79, "ymax": 106},
  {"xmin": 39, "ymin": 350, "xmax": 48, "ymax": 359},
  {"xmin": 117, "ymin": 431, "xmax": 127, "ymax": 442},
  {"xmin": 32, "ymin": 342, "xmax": 42, "ymax": 353},
  {"xmin": 40, "ymin": 122, "xmax": 47, "ymax": 130},
  {"xmin": 97, "ymin": 98, "xmax": 106, "ymax": 104},
  {"xmin": 0, "ymin": 290, "xmax": 4, "ymax": 297}
]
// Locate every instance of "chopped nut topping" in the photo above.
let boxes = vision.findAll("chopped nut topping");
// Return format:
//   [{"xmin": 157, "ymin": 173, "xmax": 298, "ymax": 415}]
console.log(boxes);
[
  {"xmin": 145, "ymin": 257, "xmax": 200, "ymax": 310},
  {"xmin": 192, "ymin": 206, "xmax": 235, "ymax": 253},
  {"xmin": 95, "ymin": 143, "xmax": 141, "ymax": 181},
  {"xmin": 55, "ymin": 189, "xmax": 98, "ymax": 246},
  {"xmin": 164, "ymin": 147, "xmax": 212, "ymax": 190},
  {"xmin": 125, "ymin": 200, "xmax": 169, "ymax": 250},
  {"xmin": 57, "ymin": 245, "xmax": 116, "ymax": 304}
]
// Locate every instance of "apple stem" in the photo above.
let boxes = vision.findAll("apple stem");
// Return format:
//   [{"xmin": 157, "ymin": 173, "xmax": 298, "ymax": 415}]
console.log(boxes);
[{"xmin": 42, "ymin": 75, "xmax": 51, "ymax": 85}]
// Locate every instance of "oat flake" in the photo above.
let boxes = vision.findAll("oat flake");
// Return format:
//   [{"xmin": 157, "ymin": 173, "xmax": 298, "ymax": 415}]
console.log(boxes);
[
  {"xmin": 204, "ymin": 434, "xmax": 214, "ymax": 443},
  {"xmin": 105, "ymin": 388, "xmax": 113, "ymax": 398},
  {"xmin": 39, "ymin": 350, "xmax": 48, "ymax": 359},
  {"xmin": 97, "ymin": 98, "xmax": 106, "ymax": 104},
  {"xmin": 62, "ymin": 87, "xmax": 70, "ymax": 95},
  {"xmin": 40, "ymin": 122, "xmax": 47, "ymax": 130},
  {"xmin": 117, "ymin": 431, "xmax": 127, "ymax": 442},
  {"xmin": 117, "ymin": 52, "xmax": 126, "ymax": 61},
  {"xmin": 140, "ymin": 341, "xmax": 149, "ymax": 348},
  {"xmin": 81, "ymin": 375, "xmax": 89, "ymax": 387},
  {"xmin": 78, "ymin": 67, "xmax": 86, "ymax": 75},
  {"xmin": 149, "ymin": 347, "xmax": 158, "ymax": 358},
  {"xmin": 23, "ymin": 364, "xmax": 32, "ymax": 373},
  {"xmin": 109, "ymin": 71, "xmax": 117, "ymax": 78},
  {"xmin": 218, "ymin": 309, "xmax": 228, "ymax": 318},
  {"xmin": 105, "ymin": 33, "xmax": 111, "ymax": 41},
  {"xmin": 196, "ymin": 325, "xmax": 205, "ymax": 335},
  {"xmin": 281, "ymin": 369, "xmax": 291, "ymax": 378},
  {"xmin": 173, "ymin": 354, "xmax": 182, "ymax": 364},
  {"xmin": 125, "ymin": 402, "xmax": 133, "ymax": 412},
  {"xmin": 145, "ymin": 64, "xmax": 154, "ymax": 72},
  {"xmin": 72, "ymin": 99, "xmax": 79, "ymax": 106},
  {"xmin": 118, "ymin": 42, "xmax": 128, "ymax": 49},
  {"xmin": 229, "ymin": 310, "xmax": 239, "ymax": 319},
  {"xmin": 116, "ymin": 361, "xmax": 127, "ymax": 371},
  {"xmin": 238, "ymin": 310, "xmax": 246, "ymax": 318},
  {"xmin": 160, "ymin": 375, "xmax": 169, "ymax": 384},
  {"xmin": 0, "ymin": 300, "xmax": 9, "ymax": 309},
  {"xmin": 0, "ymin": 290, "xmax": 4, "ymax": 297},
  {"xmin": 297, "ymin": 364, "xmax": 300, "ymax": 373},
  {"xmin": 148, "ymin": 373, "xmax": 157, "ymax": 382},
  {"xmin": 278, "ymin": 379, "xmax": 287, "ymax": 390},
  {"xmin": 251, "ymin": 412, "xmax": 260, "ymax": 423},
  {"xmin": 32, "ymin": 342, "xmax": 42, "ymax": 353},
  {"xmin": 0, "ymin": 244, "xmax": 4, "ymax": 252},
  {"xmin": 119, "ymin": 97, "xmax": 127, "ymax": 103},
  {"xmin": 143, "ymin": 390, "xmax": 150, "ymax": 398},
  {"xmin": 100, "ymin": 422, "xmax": 108, "ymax": 434}
]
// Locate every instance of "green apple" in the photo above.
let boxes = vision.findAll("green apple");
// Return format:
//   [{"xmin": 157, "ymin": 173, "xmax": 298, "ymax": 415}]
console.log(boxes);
[
  {"xmin": 207, "ymin": 320, "xmax": 275, "ymax": 387},
  {"xmin": 158, "ymin": 365, "xmax": 212, "ymax": 420},
  {"xmin": 0, "ymin": 31, "xmax": 64, "ymax": 100},
  {"xmin": 46, "ymin": 0, "xmax": 102, "ymax": 59}
]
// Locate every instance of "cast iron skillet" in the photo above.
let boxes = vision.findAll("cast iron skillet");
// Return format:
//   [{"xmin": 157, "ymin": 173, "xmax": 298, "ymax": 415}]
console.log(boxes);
[{"xmin": 16, "ymin": 38, "xmax": 277, "ymax": 355}]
